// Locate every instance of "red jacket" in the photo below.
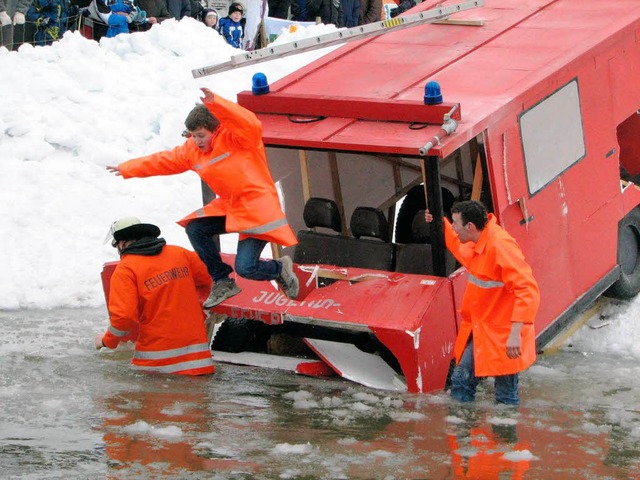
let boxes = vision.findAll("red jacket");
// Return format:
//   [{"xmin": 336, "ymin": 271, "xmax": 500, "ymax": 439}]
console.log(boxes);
[
  {"xmin": 104, "ymin": 244, "xmax": 215, "ymax": 375},
  {"xmin": 118, "ymin": 95, "xmax": 297, "ymax": 247},
  {"xmin": 445, "ymin": 214, "xmax": 539, "ymax": 376}
]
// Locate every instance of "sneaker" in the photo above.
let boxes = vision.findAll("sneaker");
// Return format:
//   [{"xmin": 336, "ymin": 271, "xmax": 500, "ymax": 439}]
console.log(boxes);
[
  {"xmin": 203, "ymin": 279, "xmax": 241, "ymax": 308},
  {"xmin": 276, "ymin": 256, "xmax": 299, "ymax": 299}
]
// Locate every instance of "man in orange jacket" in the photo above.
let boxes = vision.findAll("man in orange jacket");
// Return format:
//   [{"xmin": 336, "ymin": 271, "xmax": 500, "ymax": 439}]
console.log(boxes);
[
  {"xmin": 107, "ymin": 87, "xmax": 299, "ymax": 308},
  {"xmin": 95, "ymin": 217, "xmax": 215, "ymax": 375},
  {"xmin": 427, "ymin": 200, "xmax": 539, "ymax": 404}
]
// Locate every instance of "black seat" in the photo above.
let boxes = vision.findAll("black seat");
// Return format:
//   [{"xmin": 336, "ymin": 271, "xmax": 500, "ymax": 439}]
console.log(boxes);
[
  {"xmin": 293, "ymin": 201, "xmax": 395, "ymax": 271},
  {"xmin": 395, "ymin": 211, "xmax": 456, "ymax": 275},
  {"xmin": 343, "ymin": 207, "xmax": 395, "ymax": 271},
  {"xmin": 293, "ymin": 198, "xmax": 352, "ymax": 266}
]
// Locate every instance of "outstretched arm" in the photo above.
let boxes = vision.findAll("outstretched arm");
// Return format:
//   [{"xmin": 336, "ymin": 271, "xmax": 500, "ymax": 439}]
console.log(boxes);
[
  {"xmin": 199, "ymin": 87, "xmax": 262, "ymax": 146},
  {"xmin": 425, "ymin": 210, "xmax": 466, "ymax": 265}
]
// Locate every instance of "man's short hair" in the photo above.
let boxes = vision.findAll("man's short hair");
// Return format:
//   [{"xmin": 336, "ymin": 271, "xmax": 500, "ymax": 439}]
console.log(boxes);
[
  {"xmin": 184, "ymin": 104, "xmax": 219, "ymax": 132},
  {"xmin": 452, "ymin": 200, "xmax": 488, "ymax": 230}
]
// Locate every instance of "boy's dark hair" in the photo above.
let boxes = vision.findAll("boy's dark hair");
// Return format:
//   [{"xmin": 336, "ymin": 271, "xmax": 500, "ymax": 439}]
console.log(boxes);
[
  {"xmin": 451, "ymin": 200, "xmax": 488, "ymax": 230},
  {"xmin": 184, "ymin": 105, "xmax": 219, "ymax": 132}
]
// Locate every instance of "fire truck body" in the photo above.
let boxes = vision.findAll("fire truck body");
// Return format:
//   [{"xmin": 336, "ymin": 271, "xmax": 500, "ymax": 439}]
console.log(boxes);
[
  {"xmin": 230, "ymin": 0, "xmax": 640, "ymax": 387},
  {"xmin": 101, "ymin": 0, "xmax": 640, "ymax": 392}
]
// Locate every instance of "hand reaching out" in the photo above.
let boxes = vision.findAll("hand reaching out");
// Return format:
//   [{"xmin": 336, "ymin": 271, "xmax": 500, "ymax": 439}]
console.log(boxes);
[
  {"xmin": 424, "ymin": 210, "xmax": 433, "ymax": 223},
  {"xmin": 106, "ymin": 165, "xmax": 122, "ymax": 176},
  {"xmin": 200, "ymin": 87, "xmax": 215, "ymax": 104}
]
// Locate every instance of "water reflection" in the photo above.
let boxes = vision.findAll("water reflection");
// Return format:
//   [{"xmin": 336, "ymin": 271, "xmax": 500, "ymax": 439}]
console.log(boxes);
[
  {"xmin": 98, "ymin": 377, "xmax": 262, "ymax": 477},
  {"xmin": 1, "ymin": 309, "xmax": 639, "ymax": 479}
]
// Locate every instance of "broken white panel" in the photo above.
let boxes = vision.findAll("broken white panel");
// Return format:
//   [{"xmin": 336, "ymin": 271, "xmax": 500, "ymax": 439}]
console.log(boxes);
[{"xmin": 304, "ymin": 338, "xmax": 407, "ymax": 392}]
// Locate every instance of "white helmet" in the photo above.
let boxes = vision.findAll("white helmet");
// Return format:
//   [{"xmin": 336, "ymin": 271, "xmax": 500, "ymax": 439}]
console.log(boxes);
[{"xmin": 105, "ymin": 217, "xmax": 161, "ymax": 246}]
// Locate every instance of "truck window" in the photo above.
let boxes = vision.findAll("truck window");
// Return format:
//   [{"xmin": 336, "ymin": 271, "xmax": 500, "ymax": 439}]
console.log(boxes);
[{"xmin": 519, "ymin": 79, "xmax": 586, "ymax": 194}]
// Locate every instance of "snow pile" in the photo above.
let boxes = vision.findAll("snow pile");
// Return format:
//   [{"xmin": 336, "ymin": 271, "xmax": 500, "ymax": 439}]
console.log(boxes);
[{"xmin": 0, "ymin": 18, "xmax": 337, "ymax": 310}]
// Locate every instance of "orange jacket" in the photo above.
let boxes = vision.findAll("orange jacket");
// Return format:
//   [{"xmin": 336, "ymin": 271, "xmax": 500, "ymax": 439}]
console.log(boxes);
[
  {"xmin": 103, "ymin": 244, "xmax": 215, "ymax": 375},
  {"xmin": 445, "ymin": 214, "xmax": 539, "ymax": 376},
  {"xmin": 118, "ymin": 94, "xmax": 297, "ymax": 247}
]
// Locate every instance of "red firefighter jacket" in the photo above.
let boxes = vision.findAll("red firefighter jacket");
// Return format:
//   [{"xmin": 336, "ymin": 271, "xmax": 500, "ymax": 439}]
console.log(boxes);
[
  {"xmin": 103, "ymin": 244, "xmax": 215, "ymax": 375},
  {"xmin": 445, "ymin": 214, "xmax": 539, "ymax": 377},
  {"xmin": 118, "ymin": 94, "xmax": 297, "ymax": 247}
]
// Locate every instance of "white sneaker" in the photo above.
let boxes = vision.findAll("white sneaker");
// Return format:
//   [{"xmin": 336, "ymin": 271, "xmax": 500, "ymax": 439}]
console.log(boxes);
[
  {"xmin": 276, "ymin": 256, "xmax": 299, "ymax": 299},
  {"xmin": 203, "ymin": 279, "xmax": 241, "ymax": 308}
]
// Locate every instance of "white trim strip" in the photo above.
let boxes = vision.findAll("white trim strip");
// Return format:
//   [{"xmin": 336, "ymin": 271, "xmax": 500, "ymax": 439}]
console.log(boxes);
[
  {"xmin": 133, "ymin": 342, "xmax": 211, "ymax": 360},
  {"xmin": 195, "ymin": 152, "xmax": 231, "ymax": 170},
  {"xmin": 132, "ymin": 357, "xmax": 214, "ymax": 374},
  {"xmin": 240, "ymin": 217, "xmax": 287, "ymax": 235},
  {"xmin": 468, "ymin": 273, "xmax": 504, "ymax": 289},
  {"xmin": 108, "ymin": 325, "xmax": 130, "ymax": 337}
]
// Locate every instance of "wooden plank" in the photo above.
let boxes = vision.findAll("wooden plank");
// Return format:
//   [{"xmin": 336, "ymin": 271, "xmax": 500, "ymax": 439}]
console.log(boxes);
[
  {"xmin": 328, "ymin": 151, "xmax": 348, "ymax": 235},
  {"xmin": 542, "ymin": 297, "xmax": 609, "ymax": 354},
  {"xmin": 471, "ymin": 152, "xmax": 483, "ymax": 200},
  {"xmin": 377, "ymin": 176, "xmax": 423, "ymax": 211},
  {"xmin": 299, "ymin": 149, "xmax": 311, "ymax": 204},
  {"xmin": 433, "ymin": 18, "xmax": 485, "ymax": 26}
]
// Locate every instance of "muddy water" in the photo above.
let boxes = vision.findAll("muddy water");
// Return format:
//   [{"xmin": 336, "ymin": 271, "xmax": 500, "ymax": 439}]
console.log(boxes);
[{"xmin": 0, "ymin": 308, "xmax": 638, "ymax": 479}]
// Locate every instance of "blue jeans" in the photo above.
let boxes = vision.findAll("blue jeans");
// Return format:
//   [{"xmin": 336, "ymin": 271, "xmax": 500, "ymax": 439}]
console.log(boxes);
[
  {"xmin": 450, "ymin": 339, "xmax": 519, "ymax": 405},
  {"xmin": 185, "ymin": 217, "xmax": 282, "ymax": 283}
]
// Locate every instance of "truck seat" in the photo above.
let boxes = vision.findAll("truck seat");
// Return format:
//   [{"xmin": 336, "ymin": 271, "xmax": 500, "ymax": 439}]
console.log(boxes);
[
  {"xmin": 293, "ymin": 197, "xmax": 352, "ymax": 266},
  {"xmin": 345, "ymin": 207, "xmax": 395, "ymax": 271}
]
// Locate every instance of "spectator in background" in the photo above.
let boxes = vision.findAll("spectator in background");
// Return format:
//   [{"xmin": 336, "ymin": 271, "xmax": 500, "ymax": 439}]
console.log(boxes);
[
  {"xmin": 388, "ymin": 0, "xmax": 412, "ymax": 17},
  {"xmin": 218, "ymin": 1, "xmax": 244, "ymax": 48},
  {"xmin": 201, "ymin": 7, "xmax": 218, "ymax": 30},
  {"xmin": 379, "ymin": 0, "xmax": 395, "ymax": 20},
  {"xmin": 292, "ymin": 0, "xmax": 338, "ymax": 25},
  {"xmin": 289, "ymin": 0, "xmax": 304, "ymax": 21},
  {"xmin": 338, "ymin": 0, "xmax": 357, "ymax": 27},
  {"xmin": 25, "ymin": 0, "xmax": 72, "ymax": 45},
  {"xmin": 137, "ymin": 0, "xmax": 171, "ymax": 26},
  {"xmin": 0, "ymin": 0, "xmax": 32, "ymax": 27},
  {"xmin": 189, "ymin": 0, "xmax": 202, "ymax": 20},
  {"xmin": 267, "ymin": 0, "xmax": 288, "ymax": 19},
  {"xmin": 166, "ymin": 0, "xmax": 189, "ymax": 19},
  {"xmin": 358, "ymin": 0, "xmax": 379, "ymax": 25},
  {"xmin": 207, "ymin": 0, "xmax": 229, "ymax": 17},
  {"xmin": 95, "ymin": 0, "xmax": 146, "ymax": 37}
]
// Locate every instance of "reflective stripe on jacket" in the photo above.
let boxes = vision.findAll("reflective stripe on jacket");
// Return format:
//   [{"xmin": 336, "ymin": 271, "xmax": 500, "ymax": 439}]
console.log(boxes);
[
  {"xmin": 445, "ymin": 214, "xmax": 540, "ymax": 377},
  {"xmin": 118, "ymin": 94, "xmax": 297, "ymax": 247},
  {"xmin": 103, "ymin": 245, "xmax": 215, "ymax": 375}
]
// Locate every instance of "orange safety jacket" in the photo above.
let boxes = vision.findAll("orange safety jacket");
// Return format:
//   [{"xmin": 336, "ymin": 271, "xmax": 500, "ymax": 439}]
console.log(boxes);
[
  {"xmin": 118, "ymin": 94, "xmax": 297, "ymax": 247},
  {"xmin": 103, "ymin": 245, "xmax": 215, "ymax": 375},
  {"xmin": 445, "ymin": 214, "xmax": 540, "ymax": 377}
]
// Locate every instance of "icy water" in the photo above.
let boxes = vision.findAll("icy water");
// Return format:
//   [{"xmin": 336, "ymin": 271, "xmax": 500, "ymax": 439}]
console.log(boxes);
[{"xmin": 1, "ymin": 306, "xmax": 639, "ymax": 479}]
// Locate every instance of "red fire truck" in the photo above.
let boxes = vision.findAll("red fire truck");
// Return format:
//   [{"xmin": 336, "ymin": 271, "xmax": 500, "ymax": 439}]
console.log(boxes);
[{"xmin": 103, "ymin": 0, "xmax": 640, "ymax": 392}]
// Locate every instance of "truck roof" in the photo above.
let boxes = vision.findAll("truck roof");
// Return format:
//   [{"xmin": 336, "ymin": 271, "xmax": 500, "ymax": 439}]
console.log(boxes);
[{"xmin": 238, "ymin": 0, "xmax": 639, "ymax": 157}]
